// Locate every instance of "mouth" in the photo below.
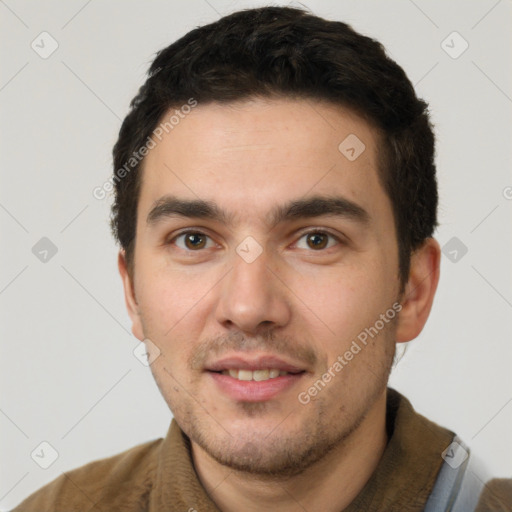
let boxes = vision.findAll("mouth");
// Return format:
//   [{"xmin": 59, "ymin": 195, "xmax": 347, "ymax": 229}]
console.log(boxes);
[
  {"xmin": 216, "ymin": 368, "xmax": 299, "ymax": 381},
  {"xmin": 205, "ymin": 355, "xmax": 307, "ymax": 402}
]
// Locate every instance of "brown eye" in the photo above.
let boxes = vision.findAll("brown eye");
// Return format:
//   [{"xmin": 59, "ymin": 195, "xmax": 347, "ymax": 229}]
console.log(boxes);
[
  {"xmin": 295, "ymin": 231, "xmax": 340, "ymax": 251},
  {"xmin": 306, "ymin": 232, "xmax": 328, "ymax": 249},
  {"xmin": 172, "ymin": 231, "xmax": 214, "ymax": 251},
  {"xmin": 184, "ymin": 233, "xmax": 206, "ymax": 249}
]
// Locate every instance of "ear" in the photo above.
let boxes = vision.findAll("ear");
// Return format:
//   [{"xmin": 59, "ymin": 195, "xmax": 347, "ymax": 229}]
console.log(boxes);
[
  {"xmin": 395, "ymin": 238, "xmax": 441, "ymax": 343},
  {"xmin": 118, "ymin": 250, "xmax": 145, "ymax": 341}
]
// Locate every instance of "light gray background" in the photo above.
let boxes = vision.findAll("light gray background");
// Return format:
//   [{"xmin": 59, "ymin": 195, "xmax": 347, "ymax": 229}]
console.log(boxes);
[{"xmin": 1, "ymin": 0, "xmax": 511, "ymax": 509}]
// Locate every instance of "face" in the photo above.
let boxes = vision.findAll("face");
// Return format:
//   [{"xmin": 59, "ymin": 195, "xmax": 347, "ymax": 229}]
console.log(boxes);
[{"xmin": 121, "ymin": 98, "xmax": 404, "ymax": 476}]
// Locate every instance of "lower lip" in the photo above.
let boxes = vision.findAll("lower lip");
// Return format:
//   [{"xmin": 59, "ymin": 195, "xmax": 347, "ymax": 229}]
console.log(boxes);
[{"xmin": 208, "ymin": 372, "xmax": 304, "ymax": 402}]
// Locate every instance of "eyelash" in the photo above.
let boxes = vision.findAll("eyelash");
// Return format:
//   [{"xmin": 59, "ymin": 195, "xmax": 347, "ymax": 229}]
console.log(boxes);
[{"xmin": 167, "ymin": 228, "xmax": 344, "ymax": 252}]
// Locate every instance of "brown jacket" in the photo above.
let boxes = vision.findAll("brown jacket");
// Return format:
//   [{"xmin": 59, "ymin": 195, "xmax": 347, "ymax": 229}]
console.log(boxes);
[{"xmin": 12, "ymin": 388, "xmax": 459, "ymax": 511}]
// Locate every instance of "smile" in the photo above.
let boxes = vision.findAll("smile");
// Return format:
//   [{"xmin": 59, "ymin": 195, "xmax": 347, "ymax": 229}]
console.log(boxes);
[{"xmin": 220, "ymin": 369, "xmax": 291, "ymax": 381}]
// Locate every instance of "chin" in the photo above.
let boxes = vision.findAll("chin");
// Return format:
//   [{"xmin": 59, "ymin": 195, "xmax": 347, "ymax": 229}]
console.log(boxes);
[{"xmin": 187, "ymin": 412, "xmax": 354, "ymax": 478}]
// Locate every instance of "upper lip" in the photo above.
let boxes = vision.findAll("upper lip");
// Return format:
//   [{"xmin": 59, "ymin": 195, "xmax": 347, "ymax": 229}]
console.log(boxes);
[{"xmin": 205, "ymin": 354, "xmax": 307, "ymax": 373}]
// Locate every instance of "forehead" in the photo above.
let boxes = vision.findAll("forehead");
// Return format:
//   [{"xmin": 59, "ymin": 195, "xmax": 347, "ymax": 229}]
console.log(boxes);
[{"xmin": 137, "ymin": 97, "xmax": 390, "ymax": 230}]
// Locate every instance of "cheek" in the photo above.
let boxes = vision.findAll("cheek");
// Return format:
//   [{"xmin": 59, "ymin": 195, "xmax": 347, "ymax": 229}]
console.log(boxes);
[
  {"xmin": 291, "ymin": 262, "xmax": 389, "ymax": 325},
  {"xmin": 285, "ymin": 263, "xmax": 396, "ymax": 374},
  {"xmin": 136, "ymin": 264, "xmax": 209, "ymax": 324}
]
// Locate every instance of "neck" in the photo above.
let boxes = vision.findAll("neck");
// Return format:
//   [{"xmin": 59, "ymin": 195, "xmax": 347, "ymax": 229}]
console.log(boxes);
[{"xmin": 191, "ymin": 389, "xmax": 388, "ymax": 512}]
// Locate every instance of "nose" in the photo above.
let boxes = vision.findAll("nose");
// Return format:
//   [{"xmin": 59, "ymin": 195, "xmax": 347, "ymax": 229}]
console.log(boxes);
[{"xmin": 214, "ymin": 248, "xmax": 292, "ymax": 335}]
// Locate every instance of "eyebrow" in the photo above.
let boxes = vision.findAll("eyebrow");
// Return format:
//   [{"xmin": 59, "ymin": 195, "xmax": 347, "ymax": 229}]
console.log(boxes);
[{"xmin": 146, "ymin": 194, "xmax": 370, "ymax": 229}]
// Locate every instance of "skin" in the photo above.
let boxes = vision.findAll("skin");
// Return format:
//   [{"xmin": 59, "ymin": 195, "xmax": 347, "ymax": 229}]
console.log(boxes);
[{"xmin": 118, "ymin": 97, "xmax": 440, "ymax": 511}]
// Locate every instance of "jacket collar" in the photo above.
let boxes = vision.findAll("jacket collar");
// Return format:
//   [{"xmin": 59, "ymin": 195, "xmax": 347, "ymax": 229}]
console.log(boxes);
[{"xmin": 149, "ymin": 388, "xmax": 454, "ymax": 511}]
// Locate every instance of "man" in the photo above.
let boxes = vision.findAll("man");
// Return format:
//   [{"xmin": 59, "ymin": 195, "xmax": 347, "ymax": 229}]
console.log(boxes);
[{"xmin": 12, "ymin": 5, "xmax": 507, "ymax": 512}]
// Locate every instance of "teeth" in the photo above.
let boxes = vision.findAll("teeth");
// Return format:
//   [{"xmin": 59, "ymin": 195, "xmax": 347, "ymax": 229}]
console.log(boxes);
[
  {"xmin": 238, "ymin": 370, "xmax": 253, "ymax": 381},
  {"xmin": 253, "ymin": 370, "xmax": 269, "ymax": 381},
  {"xmin": 220, "ymin": 369, "xmax": 290, "ymax": 381}
]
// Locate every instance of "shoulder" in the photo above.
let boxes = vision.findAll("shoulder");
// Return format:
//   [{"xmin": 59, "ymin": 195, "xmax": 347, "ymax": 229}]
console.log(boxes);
[
  {"xmin": 475, "ymin": 478, "xmax": 512, "ymax": 511},
  {"xmin": 11, "ymin": 437, "xmax": 163, "ymax": 512}
]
